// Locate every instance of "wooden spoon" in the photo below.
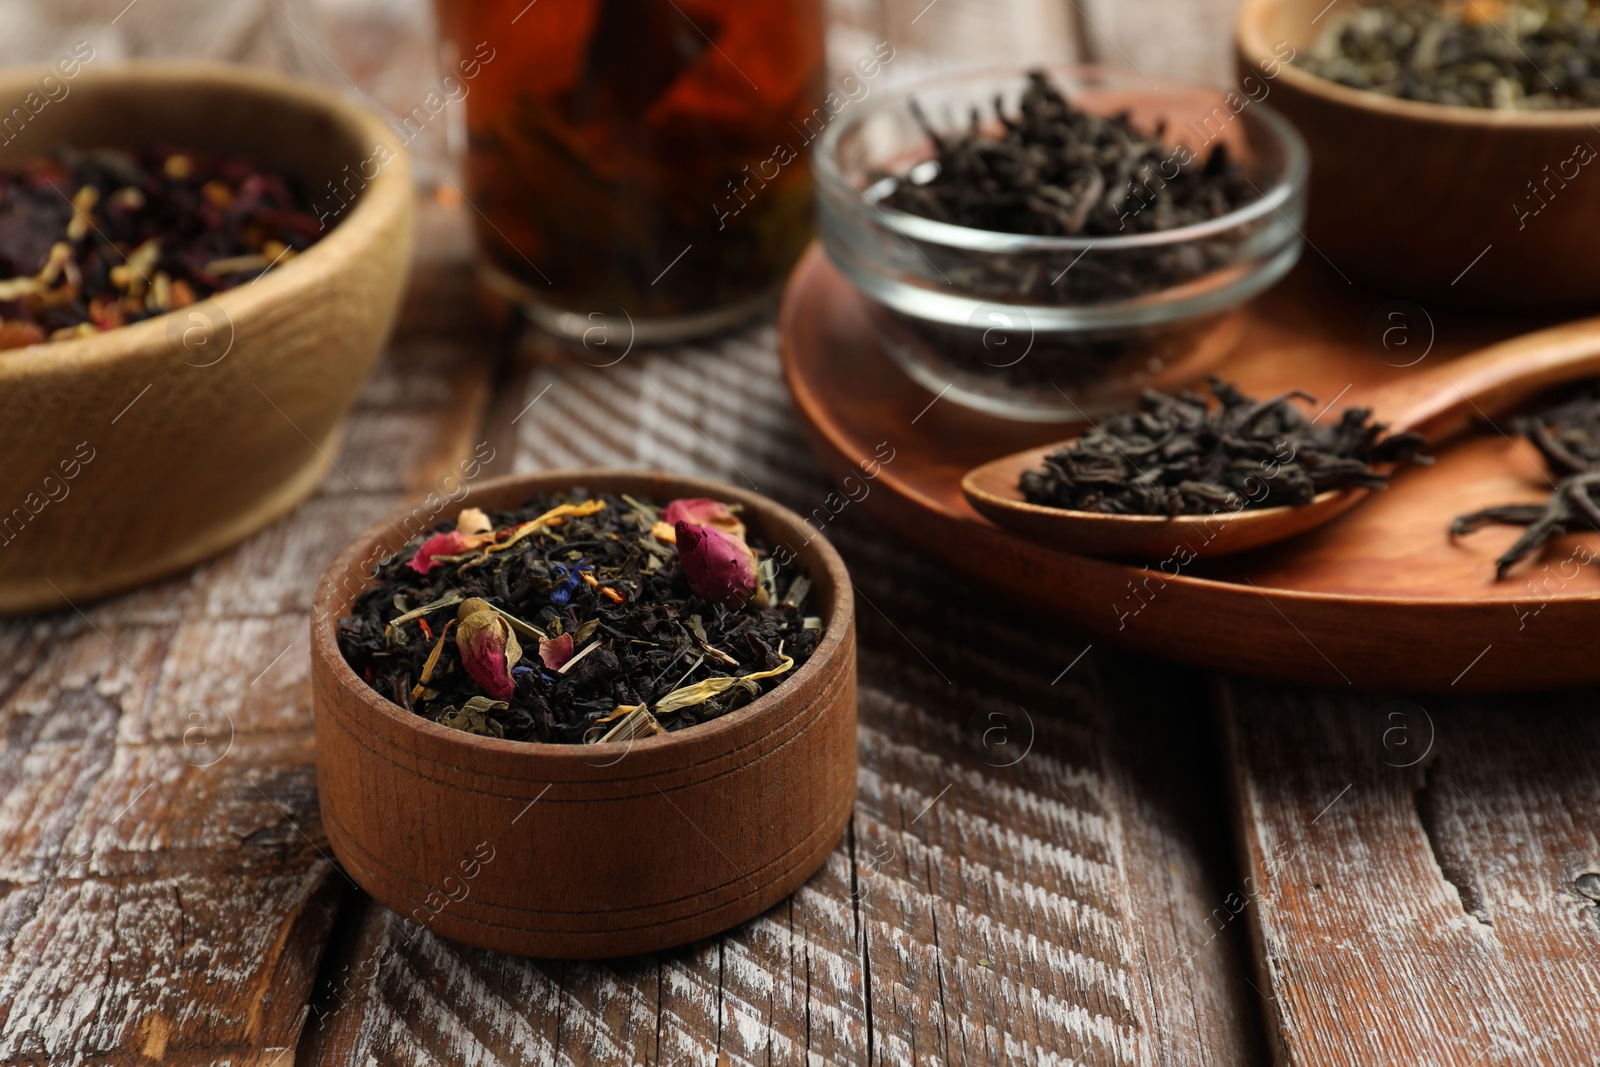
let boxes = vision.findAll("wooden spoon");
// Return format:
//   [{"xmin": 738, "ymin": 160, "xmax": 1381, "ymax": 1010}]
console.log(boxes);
[{"xmin": 962, "ymin": 316, "xmax": 1600, "ymax": 560}]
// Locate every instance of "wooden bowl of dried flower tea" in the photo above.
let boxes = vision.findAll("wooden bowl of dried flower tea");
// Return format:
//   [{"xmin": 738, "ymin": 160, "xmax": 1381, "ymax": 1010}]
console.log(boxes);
[
  {"xmin": 310, "ymin": 469, "xmax": 856, "ymax": 959},
  {"xmin": 1238, "ymin": 0, "xmax": 1600, "ymax": 309},
  {"xmin": 0, "ymin": 61, "xmax": 412, "ymax": 611}
]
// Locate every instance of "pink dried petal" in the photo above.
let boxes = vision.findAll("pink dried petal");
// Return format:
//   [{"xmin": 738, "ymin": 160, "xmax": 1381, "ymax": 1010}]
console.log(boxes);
[
  {"xmin": 407, "ymin": 512, "xmax": 497, "ymax": 574},
  {"xmin": 407, "ymin": 531, "xmax": 470, "ymax": 574},
  {"xmin": 662, "ymin": 498, "xmax": 745, "ymax": 541},
  {"xmin": 539, "ymin": 632, "xmax": 575, "ymax": 670},
  {"xmin": 675, "ymin": 521, "xmax": 758, "ymax": 608}
]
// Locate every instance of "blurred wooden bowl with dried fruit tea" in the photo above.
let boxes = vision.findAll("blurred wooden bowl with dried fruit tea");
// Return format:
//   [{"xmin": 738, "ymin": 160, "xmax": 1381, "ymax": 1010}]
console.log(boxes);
[{"xmin": 0, "ymin": 61, "xmax": 412, "ymax": 612}]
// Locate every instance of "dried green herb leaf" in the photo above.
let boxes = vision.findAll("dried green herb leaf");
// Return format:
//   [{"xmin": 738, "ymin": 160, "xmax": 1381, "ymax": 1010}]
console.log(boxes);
[
  {"xmin": 621, "ymin": 493, "xmax": 660, "ymax": 523},
  {"xmin": 388, "ymin": 591, "xmax": 465, "ymax": 629},
  {"xmin": 588, "ymin": 704, "xmax": 666, "ymax": 744},
  {"xmin": 782, "ymin": 574, "xmax": 812, "ymax": 609},
  {"xmin": 653, "ymin": 655, "xmax": 794, "ymax": 716},
  {"xmin": 488, "ymin": 603, "xmax": 548, "ymax": 642},
  {"xmin": 437, "ymin": 696, "xmax": 508, "ymax": 738}
]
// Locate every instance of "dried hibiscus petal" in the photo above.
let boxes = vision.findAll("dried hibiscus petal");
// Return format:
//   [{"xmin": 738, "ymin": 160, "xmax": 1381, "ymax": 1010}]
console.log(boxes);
[
  {"xmin": 538, "ymin": 632, "xmax": 575, "ymax": 670},
  {"xmin": 407, "ymin": 508, "xmax": 498, "ymax": 573},
  {"xmin": 406, "ymin": 533, "xmax": 463, "ymax": 574}
]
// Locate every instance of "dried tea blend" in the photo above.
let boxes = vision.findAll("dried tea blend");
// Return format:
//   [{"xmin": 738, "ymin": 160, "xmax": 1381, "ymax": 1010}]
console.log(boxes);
[
  {"xmin": 337, "ymin": 493, "xmax": 821, "ymax": 745},
  {"xmin": 1301, "ymin": 0, "xmax": 1600, "ymax": 109},
  {"xmin": 0, "ymin": 146, "xmax": 324, "ymax": 351},
  {"xmin": 884, "ymin": 70, "xmax": 1255, "ymax": 244},
  {"xmin": 1019, "ymin": 378, "xmax": 1429, "ymax": 516},
  {"xmin": 1452, "ymin": 386, "xmax": 1600, "ymax": 577}
]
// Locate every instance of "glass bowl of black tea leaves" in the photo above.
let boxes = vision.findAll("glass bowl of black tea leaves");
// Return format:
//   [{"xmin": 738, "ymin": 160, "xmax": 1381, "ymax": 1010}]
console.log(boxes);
[{"xmin": 816, "ymin": 66, "xmax": 1308, "ymax": 422}]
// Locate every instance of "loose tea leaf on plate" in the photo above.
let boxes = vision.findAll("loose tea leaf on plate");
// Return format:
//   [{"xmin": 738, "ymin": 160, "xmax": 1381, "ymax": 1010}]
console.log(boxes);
[
  {"xmin": 337, "ymin": 492, "xmax": 821, "ymax": 744},
  {"xmin": 1301, "ymin": 0, "xmax": 1600, "ymax": 110},
  {"xmin": 1018, "ymin": 378, "xmax": 1429, "ymax": 516},
  {"xmin": 1451, "ymin": 385, "xmax": 1600, "ymax": 577},
  {"xmin": 0, "ymin": 145, "xmax": 324, "ymax": 351}
]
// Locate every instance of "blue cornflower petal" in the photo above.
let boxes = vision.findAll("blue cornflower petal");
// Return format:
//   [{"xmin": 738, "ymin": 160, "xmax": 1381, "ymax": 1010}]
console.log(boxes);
[{"xmin": 549, "ymin": 558, "xmax": 591, "ymax": 608}]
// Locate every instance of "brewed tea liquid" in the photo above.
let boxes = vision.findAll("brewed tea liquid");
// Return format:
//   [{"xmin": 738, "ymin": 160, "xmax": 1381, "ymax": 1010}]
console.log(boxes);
[{"xmin": 444, "ymin": 0, "xmax": 824, "ymax": 333}]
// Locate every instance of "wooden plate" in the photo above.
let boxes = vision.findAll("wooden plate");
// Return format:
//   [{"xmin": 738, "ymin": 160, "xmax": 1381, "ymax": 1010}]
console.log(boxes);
[
  {"xmin": 780, "ymin": 244, "xmax": 1600, "ymax": 691},
  {"xmin": 311, "ymin": 469, "xmax": 856, "ymax": 958}
]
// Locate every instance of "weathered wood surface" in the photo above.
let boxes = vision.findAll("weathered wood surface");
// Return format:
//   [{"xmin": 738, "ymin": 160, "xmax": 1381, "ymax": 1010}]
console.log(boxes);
[
  {"xmin": 0, "ymin": 192, "xmax": 1262, "ymax": 1064},
  {"xmin": 1222, "ymin": 684, "xmax": 1600, "ymax": 1067},
  {"xmin": 0, "ymin": 204, "xmax": 497, "ymax": 1065},
  {"xmin": 8, "ymin": 205, "xmax": 1595, "ymax": 1067},
  {"xmin": 7, "ymin": 4, "xmax": 1598, "ymax": 1064},
  {"xmin": 294, "ymin": 225, "xmax": 1265, "ymax": 1064}
]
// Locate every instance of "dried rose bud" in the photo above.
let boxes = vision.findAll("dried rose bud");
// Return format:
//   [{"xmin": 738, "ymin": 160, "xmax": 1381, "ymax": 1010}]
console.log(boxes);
[
  {"xmin": 660, "ymin": 498, "xmax": 746, "ymax": 542},
  {"xmin": 675, "ymin": 521, "xmax": 758, "ymax": 608},
  {"xmin": 538, "ymin": 632, "xmax": 575, "ymax": 670},
  {"xmin": 456, "ymin": 598, "xmax": 522, "ymax": 701}
]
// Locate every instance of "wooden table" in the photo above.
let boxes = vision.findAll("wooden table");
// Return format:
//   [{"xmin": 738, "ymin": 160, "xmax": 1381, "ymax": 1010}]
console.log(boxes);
[{"xmin": 1, "ymin": 197, "xmax": 1596, "ymax": 1066}]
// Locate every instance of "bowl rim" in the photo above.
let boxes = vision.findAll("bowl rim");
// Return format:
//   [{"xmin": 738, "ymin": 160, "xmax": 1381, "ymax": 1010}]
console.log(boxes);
[
  {"xmin": 0, "ymin": 59, "xmax": 411, "ymax": 378},
  {"xmin": 814, "ymin": 62, "xmax": 1311, "ymax": 254},
  {"xmin": 311, "ymin": 468, "xmax": 857, "ymax": 766},
  {"xmin": 1236, "ymin": 0, "xmax": 1600, "ymax": 126}
]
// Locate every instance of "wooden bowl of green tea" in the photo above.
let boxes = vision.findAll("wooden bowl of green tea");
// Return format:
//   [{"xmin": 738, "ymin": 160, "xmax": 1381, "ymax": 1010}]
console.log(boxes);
[
  {"xmin": 310, "ymin": 469, "xmax": 857, "ymax": 959},
  {"xmin": 0, "ymin": 61, "xmax": 412, "ymax": 612},
  {"xmin": 1237, "ymin": 0, "xmax": 1600, "ymax": 309}
]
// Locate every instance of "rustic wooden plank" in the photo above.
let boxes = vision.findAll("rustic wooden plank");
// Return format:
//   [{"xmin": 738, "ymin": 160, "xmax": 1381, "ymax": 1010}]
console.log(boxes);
[
  {"xmin": 0, "ymin": 865, "xmax": 340, "ymax": 1065},
  {"xmin": 1222, "ymin": 681, "xmax": 1600, "ymax": 1066},
  {"xmin": 653, "ymin": 941, "xmax": 726, "ymax": 1065},
  {"xmin": 714, "ymin": 889, "xmax": 834, "ymax": 1065},
  {"xmin": 0, "ymin": 200, "xmax": 498, "ymax": 1064},
  {"xmin": 1099, "ymin": 662, "xmax": 1270, "ymax": 1067},
  {"xmin": 300, "ymin": 897, "xmax": 852, "ymax": 1067},
  {"xmin": 7, "ymin": 3, "xmax": 1269, "ymax": 1062},
  {"xmin": 300, "ymin": 299, "xmax": 1264, "ymax": 1066}
]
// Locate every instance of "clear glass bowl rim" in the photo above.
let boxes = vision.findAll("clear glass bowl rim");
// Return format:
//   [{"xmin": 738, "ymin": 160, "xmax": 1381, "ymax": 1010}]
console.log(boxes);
[{"xmin": 814, "ymin": 63, "xmax": 1311, "ymax": 254}]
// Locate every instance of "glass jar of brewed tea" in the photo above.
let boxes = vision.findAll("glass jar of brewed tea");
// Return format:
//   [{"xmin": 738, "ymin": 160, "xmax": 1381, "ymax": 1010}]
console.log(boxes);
[{"xmin": 438, "ymin": 0, "xmax": 825, "ymax": 344}]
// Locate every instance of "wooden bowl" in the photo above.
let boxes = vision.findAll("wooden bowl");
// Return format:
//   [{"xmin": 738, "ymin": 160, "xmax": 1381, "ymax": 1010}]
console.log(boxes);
[
  {"xmin": 1236, "ymin": 0, "xmax": 1600, "ymax": 309},
  {"xmin": 0, "ymin": 62, "xmax": 413, "ymax": 612},
  {"xmin": 310, "ymin": 469, "xmax": 857, "ymax": 958}
]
